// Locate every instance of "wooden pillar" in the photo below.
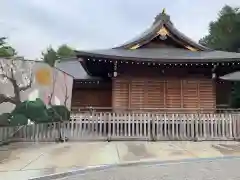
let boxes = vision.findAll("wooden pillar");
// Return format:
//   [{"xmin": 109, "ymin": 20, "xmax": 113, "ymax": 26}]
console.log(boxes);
[
  {"xmin": 112, "ymin": 78, "xmax": 116, "ymax": 111},
  {"xmin": 128, "ymin": 81, "xmax": 131, "ymax": 110},
  {"xmin": 163, "ymin": 79, "xmax": 166, "ymax": 109},
  {"xmin": 180, "ymin": 79, "xmax": 183, "ymax": 108}
]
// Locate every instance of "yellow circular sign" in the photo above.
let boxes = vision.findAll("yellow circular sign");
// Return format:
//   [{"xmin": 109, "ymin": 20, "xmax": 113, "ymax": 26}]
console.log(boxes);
[{"xmin": 35, "ymin": 68, "xmax": 51, "ymax": 86}]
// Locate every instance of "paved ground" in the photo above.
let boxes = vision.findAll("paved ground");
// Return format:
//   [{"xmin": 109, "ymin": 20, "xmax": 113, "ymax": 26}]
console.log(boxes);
[
  {"xmin": 65, "ymin": 157, "xmax": 240, "ymax": 180},
  {"xmin": 0, "ymin": 141, "xmax": 240, "ymax": 179}
]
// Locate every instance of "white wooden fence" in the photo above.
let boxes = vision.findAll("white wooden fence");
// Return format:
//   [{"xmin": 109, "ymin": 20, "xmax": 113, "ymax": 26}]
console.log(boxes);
[{"xmin": 1, "ymin": 112, "xmax": 240, "ymax": 143}]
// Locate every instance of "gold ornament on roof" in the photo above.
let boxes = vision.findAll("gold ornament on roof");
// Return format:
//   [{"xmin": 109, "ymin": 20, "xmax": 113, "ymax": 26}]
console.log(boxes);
[
  {"xmin": 158, "ymin": 27, "xmax": 168, "ymax": 36},
  {"xmin": 186, "ymin": 46, "xmax": 198, "ymax": 51},
  {"xmin": 162, "ymin": 8, "xmax": 166, "ymax": 14},
  {"xmin": 157, "ymin": 27, "xmax": 169, "ymax": 40},
  {"xmin": 130, "ymin": 44, "xmax": 140, "ymax": 50}
]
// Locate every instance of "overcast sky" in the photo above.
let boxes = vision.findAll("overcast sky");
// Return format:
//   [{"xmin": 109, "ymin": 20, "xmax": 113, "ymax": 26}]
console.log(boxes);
[{"xmin": 1, "ymin": 0, "xmax": 240, "ymax": 59}]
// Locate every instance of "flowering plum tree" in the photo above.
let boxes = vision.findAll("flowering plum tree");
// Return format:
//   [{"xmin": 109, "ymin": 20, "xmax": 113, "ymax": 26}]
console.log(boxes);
[{"xmin": 0, "ymin": 58, "xmax": 34, "ymax": 106}]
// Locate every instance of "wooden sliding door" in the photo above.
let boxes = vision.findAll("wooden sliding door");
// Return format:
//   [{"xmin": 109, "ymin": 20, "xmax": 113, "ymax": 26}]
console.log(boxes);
[{"xmin": 112, "ymin": 78, "xmax": 215, "ymax": 111}]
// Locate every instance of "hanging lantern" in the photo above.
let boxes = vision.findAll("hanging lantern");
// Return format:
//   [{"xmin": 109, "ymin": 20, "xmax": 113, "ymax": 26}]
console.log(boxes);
[
  {"xmin": 212, "ymin": 73, "xmax": 216, "ymax": 79},
  {"xmin": 113, "ymin": 61, "xmax": 118, "ymax": 77},
  {"xmin": 113, "ymin": 71, "xmax": 118, "ymax": 77}
]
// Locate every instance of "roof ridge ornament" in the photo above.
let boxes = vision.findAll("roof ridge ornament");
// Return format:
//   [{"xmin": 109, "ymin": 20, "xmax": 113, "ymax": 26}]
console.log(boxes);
[
  {"xmin": 153, "ymin": 8, "xmax": 170, "ymax": 25},
  {"xmin": 162, "ymin": 8, "xmax": 166, "ymax": 14}
]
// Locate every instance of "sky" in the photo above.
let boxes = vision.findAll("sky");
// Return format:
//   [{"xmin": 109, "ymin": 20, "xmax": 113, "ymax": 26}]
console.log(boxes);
[{"xmin": 1, "ymin": 0, "xmax": 240, "ymax": 60}]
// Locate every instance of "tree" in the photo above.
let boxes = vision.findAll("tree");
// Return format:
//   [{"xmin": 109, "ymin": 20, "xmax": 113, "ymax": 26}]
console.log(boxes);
[
  {"xmin": 57, "ymin": 44, "xmax": 75, "ymax": 58},
  {"xmin": 42, "ymin": 44, "xmax": 75, "ymax": 67},
  {"xmin": 42, "ymin": 46, "xmax": 58, "ymax": 67},
  {"xmin": 0, "ymin": 58, "xmax": 34, "ymax": 105},
  {"xmin": 200, "ymin": 5, "xmax": 240, "ymax": 108},
  {"xmin": 0, "ymin": 37, "xmax": 16, "ymax": 57},
  {"xmin": 230, "ymin": 82, "xmax": 240, "ymax": 108},
  {"xmin": 199, "ymin": 5, "xmax": 240, "ymax": 52},
  {"xmin": 62, "ymin": 74, "xmax": 69, "ymax": 106}
]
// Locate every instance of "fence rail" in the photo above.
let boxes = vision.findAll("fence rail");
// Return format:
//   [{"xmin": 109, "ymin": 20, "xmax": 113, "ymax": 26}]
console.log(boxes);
[
  {"xmin": 71, "ymin": 107, "xmax": 240, "ymax": 113},
  {"xmin": 1, "ymin": 112, "xmax": 240, "ymax": 142}
]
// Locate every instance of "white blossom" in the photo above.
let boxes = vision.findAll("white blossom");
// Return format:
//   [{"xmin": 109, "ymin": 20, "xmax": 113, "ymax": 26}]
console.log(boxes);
[
  {"xmin": 0, "ymin": 58, "xmax": 34, "ymax": 88},
  {"xmin": 0, "ymin": 58, "xmax": 35, "ymax": 105}
]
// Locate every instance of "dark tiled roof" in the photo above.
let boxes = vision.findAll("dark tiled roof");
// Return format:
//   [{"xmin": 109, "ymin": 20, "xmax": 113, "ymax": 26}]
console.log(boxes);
[
  {"xmin": 55, "ymin": 59, "xmax": 101, "ymax": 80},
  {"xmin": 76, "ymin": 48, "xmax": 240, "ymax": 63},
  {"xmin": 220, "ymin": 71, "xmax": 240, "ymax": 81},
  {"xmin": 75, "ymin": 10, "xmax": 240, "ymax": 63},
  {"xmin": 114, "ymin": 11, "xmax": 210, "ymax": 51}
]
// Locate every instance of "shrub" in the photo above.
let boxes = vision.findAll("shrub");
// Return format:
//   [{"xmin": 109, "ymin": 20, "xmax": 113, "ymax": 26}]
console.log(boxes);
[
  {"xmin": 9, "ymin": 99, "xmax": 70, "ymax": 124},
  {"xmin": 10, "ymin": 114, "xmax": 28, "ymax": 126},
  {"xmin": 0, "ymin": 113, "xmax": 11, "ymax": 126},
  {"xmin": 231, "ymin": 82, "xmax": 240, "ymax": 108},
  {"xmin": 47, "ymin": 105, "xmax": 70, "ymax": 122},
  {"xmin": 11, "ymin": 98, "xmax": 50, "ymax": 123}
]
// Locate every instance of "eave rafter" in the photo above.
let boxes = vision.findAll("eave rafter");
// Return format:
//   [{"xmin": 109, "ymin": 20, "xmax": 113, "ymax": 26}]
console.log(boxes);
[
  {"xmin": 85, "ymin": 56, "xmax": 240, "ymax": 67},
  {"xmin": 123, "ymin": 8, "xmax": 207, "ymax": 52},
  {"xmin": 128, "ymin": 25, "xmax": 200, "ymax": 51}
]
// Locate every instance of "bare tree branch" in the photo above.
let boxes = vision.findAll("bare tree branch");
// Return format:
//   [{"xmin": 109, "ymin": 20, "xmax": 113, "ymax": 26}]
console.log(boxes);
[
  {"xmin": 48, "ymin": 70, "xmax": 57, "ymax": 105},
  {"xmin": 0, "ymin": 60, "xmax": 20, "ymax": 104},
  {"xmin": 62, "ymin": 74, "xmax": 69, "ymax": 106},
  {"xmin": 0, "ymin": 58, "xmax": 34, "ymax": 105},
  {"xmin": 10, "ymin": 67, "xmax": 21, "ymax": 104},
  {"xmin": 0, "ymin": 61, "xmax": 13, "ymax": 82},
  {"xmin": 63, "ymin": 83, "xmax": 69, "ymax": 106},
  {"xmin": 0, "ymin": 94, "xmax": 18, "ymax": 104},
  {"xmin": 19, "ymin": 72, "xmax": 33, "ymax": 92}
]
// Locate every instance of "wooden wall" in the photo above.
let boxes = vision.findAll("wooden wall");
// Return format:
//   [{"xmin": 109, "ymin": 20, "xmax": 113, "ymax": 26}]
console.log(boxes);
[
  {"xmin": 72, "ymin": 65, "xmax": 216, "ymax": 112},
  {"xmin": 215, "ymin": 80, "xmax": 232, "ymax": 108},
  {"xmin": 71, "ymin": 88, "xmax": 112, "ymax": 109},
  {"xmin": 112, "ymin": 78, "xmax": 215, "ymax": 112}
]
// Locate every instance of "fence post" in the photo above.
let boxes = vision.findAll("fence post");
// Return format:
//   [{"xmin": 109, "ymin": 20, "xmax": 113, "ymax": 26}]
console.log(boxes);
[
  {"xmin": 193, "ymin": 114, "xmax": 199, "ymax": 142},
  {"xmin": 235, "ymin": 113, "xmax": 240, "ymax": 141},
  {"xmin": 107, "ymin": 112, "xmax": 111, "ymax": 142},
  {"xmin": 150, "ymin": 116, "xmax": 155, "ymax": 141},
  {"xmin": 57, "ymin": 121, "xmax": 65, "ymax": 142}
]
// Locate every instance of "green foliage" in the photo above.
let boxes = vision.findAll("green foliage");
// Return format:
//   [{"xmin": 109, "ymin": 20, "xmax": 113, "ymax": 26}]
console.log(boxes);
[
  {"xmin": 0, "ymin": 37, "xmax": 17, "ymax": 57},
  {"xmin": 57, "ymin": 44, "xmax": 75, "ymax": 58},
  {"xmin": 10, "ymin": 114, "xmax": 28, "ymax": 126},
  {"xmin": 47, "ymin": 105, "xmax": 70, "ymax": 122},
  {"xmin": 11, "ymin": 98, "xmax": 50, "ymax": 123},
  {"xmin": 200, "ymin": 5, "xmax": 240, "ymax": 108},
  {"xmin": 24, "ymin": 99, "xmax": 50, "ymax": 123},
  {"xmin": 199, "ymin": 5, "xmax": 240, "ymax": 52},
  {"xmin": 42, "ymin": 46, "xmax": 58, "ymax": 67},
  {"xmin": 42, "ymin": 44, "xmax": 75, "ymax": 67},
  {"xmin": 3, "ymin": 99, "xmax": 71, "ymax": 126},
  {"xmin": 0, "ymin": 113, "xmax": 11, "ymax": 126},
  {"xmin": 231, "ymin": 82, "xmax": 240, "ymax": 108}
]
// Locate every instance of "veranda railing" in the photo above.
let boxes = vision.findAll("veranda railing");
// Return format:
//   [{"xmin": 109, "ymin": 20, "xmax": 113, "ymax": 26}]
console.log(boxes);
[{"xmin": 0, "ymin": 112, "xmax": 240, "ymax": 142}]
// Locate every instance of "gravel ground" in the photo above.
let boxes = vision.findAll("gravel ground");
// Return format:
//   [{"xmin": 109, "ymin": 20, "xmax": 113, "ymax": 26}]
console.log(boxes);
[{"xmin": 63, "ymin": 158, "xmax": 240, "ymax": 180}]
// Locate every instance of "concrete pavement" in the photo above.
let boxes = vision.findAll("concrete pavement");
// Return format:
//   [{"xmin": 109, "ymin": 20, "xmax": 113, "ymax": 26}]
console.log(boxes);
[
  {"xmin": 0, "ymin": 141, "xmax": 240, "ymax": 179},
  {"xmin": 64, "ymin": 157, "xmax": 240, "ymax": 180}
]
